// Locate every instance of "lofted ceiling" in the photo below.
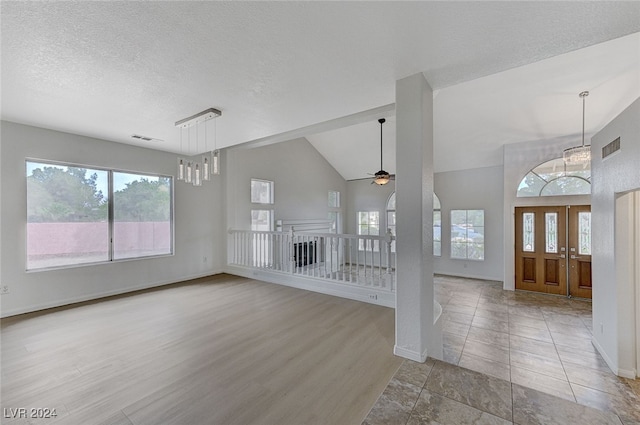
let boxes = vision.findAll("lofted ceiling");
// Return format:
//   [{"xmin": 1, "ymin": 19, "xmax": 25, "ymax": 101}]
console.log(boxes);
[{"xmin": 2, "ymin": 2, "xmax": 639, "ymax": 178}]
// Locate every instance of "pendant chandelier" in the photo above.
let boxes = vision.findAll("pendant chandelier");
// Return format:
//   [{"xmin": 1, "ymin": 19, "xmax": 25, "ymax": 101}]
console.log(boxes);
[
  {"xmin": 563, "ymin": 91, "xmax": 591, "ymax": 166},
  {"xmin": 175, "ymin": 108, "xmax": 222, "ymax": 186}
]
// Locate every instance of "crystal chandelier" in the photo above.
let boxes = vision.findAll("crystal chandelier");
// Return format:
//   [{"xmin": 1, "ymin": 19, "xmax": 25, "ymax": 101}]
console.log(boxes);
[
  {"xmin": 563, "ymin": 91, "xmax": 591, "ymax": 165},
  {"xmin": 175, "ymin": 108, "xmax": 222, "ymax": 186}
]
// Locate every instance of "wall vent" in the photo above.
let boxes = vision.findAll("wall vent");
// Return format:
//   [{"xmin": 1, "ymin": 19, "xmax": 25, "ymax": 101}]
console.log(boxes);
[
  {"xmin": 602, "ymin": 137, "xmax": 620, "ymax": 159},
  {"xmin": 131, "ymin": 134, "xmax": 162, "ymax": 142}
]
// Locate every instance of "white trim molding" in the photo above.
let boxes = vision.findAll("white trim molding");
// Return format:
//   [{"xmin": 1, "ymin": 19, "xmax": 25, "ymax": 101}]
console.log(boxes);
[{"xmin": 393, "ymin": 345, "xmax": 429, "ymax": 363}]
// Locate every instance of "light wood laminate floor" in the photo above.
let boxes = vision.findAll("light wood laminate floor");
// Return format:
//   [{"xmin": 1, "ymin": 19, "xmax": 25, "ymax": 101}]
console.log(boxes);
[{"xmin": 1, "ymin": 274, "xmax": 402, "ymax": 425}]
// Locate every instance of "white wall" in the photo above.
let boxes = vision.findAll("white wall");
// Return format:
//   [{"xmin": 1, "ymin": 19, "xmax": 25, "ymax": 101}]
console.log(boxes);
[
  {"xmin": 225, "ymin": 137, "xmax": 347, "ymax": 232},
  {"xmin": 433, "ymin": 165, "xmax": 504, "ymax": 281},
  {"xmin": 0, "ymin": 121, "xmax": 225, "ymax": 317},
  {"xmin": 591, "ymin": 97, "xmax": 640, "ymax": 378}
]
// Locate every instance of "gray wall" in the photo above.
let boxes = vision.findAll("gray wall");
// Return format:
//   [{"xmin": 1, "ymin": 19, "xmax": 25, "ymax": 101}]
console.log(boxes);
[
  {"xmin": 0, "ymin": 121, "xmax": 225, "ymax": 317},
  {"xmin": 591, "ymin": 97, "xmax": 640, "ymax": 377},
  {"xmin": 433, "ymin": 165, "xmax": 504, "ymax": 281},
  {"xmin": 345, "ymin": 166, "xmax": 504, "ymax": 282},
  {"xmin": 225, "ymin": 137, "xmax": 347, "ymax": 232}
]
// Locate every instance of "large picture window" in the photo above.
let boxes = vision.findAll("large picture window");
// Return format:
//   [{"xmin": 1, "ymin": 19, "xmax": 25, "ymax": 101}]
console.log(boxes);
[
  {"xmin": 450, "ymin": 209, "xmax": 484, "ymax": 260},
  {"xmin": 26, "ymin": 160, "xmax": 173, "ymax": 270}
]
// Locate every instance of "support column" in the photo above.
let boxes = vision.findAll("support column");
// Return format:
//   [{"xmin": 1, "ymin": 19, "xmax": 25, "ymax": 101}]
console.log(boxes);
[{"xmin": 394, "ymin": 73, "xmax": 443, "ymax": 362}]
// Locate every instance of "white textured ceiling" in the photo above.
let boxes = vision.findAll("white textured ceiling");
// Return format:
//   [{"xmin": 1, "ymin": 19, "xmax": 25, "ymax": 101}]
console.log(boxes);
[{"xmin": 2, "ymin": 2, "xmax": 640, "ymax": 176}]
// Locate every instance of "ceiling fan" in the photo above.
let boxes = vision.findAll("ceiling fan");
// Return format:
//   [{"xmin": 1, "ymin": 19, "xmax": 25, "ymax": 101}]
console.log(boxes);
[{"xmin": 371, "ymin": 118, "xmax": 395, "ymax": 185}]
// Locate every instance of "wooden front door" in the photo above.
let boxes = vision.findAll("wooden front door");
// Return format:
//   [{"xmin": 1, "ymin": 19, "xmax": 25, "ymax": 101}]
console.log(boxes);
[
  {"xmin": 515, "ymin": 206, "xmax": 567, "ymax": 295},
  {"xmin": 515, "ymin": 205, "xmax": 592, "ymax": 299},
  {"xmin": 568, "ymin": 205, "xmax": 592, "ymax": 298}
]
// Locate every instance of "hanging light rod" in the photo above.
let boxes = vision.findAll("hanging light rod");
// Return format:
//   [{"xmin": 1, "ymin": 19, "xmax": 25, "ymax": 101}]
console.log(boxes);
[{"xmin": 175, "ymin": 108, "xmax": 222, "ymax": 129}]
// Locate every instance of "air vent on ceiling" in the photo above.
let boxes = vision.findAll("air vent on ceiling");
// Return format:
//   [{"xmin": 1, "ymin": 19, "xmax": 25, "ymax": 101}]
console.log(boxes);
[
  {"xmin": 131, "ymin": 134, "xmax": 162, "ymax": 143},
  {"xmin": 602, "ymin": 137, "xmax": 620, "ymax": 159}
]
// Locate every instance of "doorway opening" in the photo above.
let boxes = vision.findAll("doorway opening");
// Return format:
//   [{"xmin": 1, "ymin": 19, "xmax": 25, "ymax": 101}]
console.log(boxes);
[{"xmin": 515, "ymin": 205, "xmax": 592, "ymax": 299}]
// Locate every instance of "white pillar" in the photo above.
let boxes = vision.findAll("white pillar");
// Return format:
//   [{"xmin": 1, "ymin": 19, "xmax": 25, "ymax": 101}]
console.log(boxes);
[{"xmin": 394, "ymin": 73, "xmax": 442, "ymax": 362}]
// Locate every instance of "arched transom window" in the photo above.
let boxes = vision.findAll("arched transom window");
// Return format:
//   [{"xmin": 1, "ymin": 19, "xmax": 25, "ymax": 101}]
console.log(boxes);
[{"xmin": 517, "ymin": 158, "xmax": 590, "ymax": 197}]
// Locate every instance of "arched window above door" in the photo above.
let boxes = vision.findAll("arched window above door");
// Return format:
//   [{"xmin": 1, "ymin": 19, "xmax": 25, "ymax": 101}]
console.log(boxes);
[{"xmin": 517, "ymin": 158, "xmax": 590, "ymax": 197}]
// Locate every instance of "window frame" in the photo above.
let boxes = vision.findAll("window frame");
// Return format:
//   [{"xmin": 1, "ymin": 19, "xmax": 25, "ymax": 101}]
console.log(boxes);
[
  {"xmin": 450, "ymin": 209, "xmax": 485, "ymax": 261},
  {"xmin": 328, "ymin": 190, "xmax": 341, "ymax": 233},
  {"xmin": 251, "ymin": 178, "xmax": 275, "ymax": 204},
  {"xmin": 26, "ymin": 159, "xmax": 174, "ymax": 271},
  {"xmin": 251, "ymin": 209, "xmax": 274, "ymax": 231},
  {"xmin": 357, "ymin": 210, "xmax": 380, "ymax": 251}
]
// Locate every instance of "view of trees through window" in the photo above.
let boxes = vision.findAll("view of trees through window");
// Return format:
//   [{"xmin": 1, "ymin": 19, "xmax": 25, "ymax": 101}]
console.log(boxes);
[
  {"xmin": 450, "ymin": 209, "xmax": 484, "ymax": 260},
  {"xmin": 26, "ymin": 161, "xmax": 172, "ymax": 270}
]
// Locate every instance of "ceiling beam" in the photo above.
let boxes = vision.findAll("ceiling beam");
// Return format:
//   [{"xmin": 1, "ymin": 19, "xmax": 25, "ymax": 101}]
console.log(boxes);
[{"xmin": 229, "ymin": 103, "xmax": 396, "ymax": 151}]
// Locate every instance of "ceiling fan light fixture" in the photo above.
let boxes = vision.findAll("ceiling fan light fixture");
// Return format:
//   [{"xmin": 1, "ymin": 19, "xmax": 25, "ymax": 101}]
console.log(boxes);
[
  {"xmin": 374, "ymin": 170, "xmax": 391, "ymax": 185},
  {"xmin": 370, "ymin": 118, "xmax": 394, "ymax": 185}
]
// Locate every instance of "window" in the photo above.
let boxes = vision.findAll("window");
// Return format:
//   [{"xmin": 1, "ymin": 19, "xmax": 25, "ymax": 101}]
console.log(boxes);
[
  {"xmin": 328, "ymin": 190, "xmax": 341, "ymax": 233},
  {"xmin": 386, "ymin": 192, "xmax": 441, "ymax": 256},
  {"xmin": 328, "ymin": 190, "xmax": 340, "ymax": 208},
  {"xmin": 517, "ymin": 158, "xmax": 590, "ymax": 197},
  {"xmin": 450, "ymin": 209, "xmax": 484, "ymax": 260},
  {"xmin": 327, "ymin": 211, "xmax": 340, "ymax": 233},
  {"xmin": 251, "ymin": 209, "xmax": 273, "ymax": 231},
  {"xmin": 433, "ymin": 194, "xmax": 442, "ymax": 257},
  {"xmin": 113, "ymin": 172, "xmax": 172, "ymax": 260},
  {"xmin": 26, "ymin": 160, "xmax": 172, "ymax": 270},
  {"xmin": 251, "ymin": 179, "xmax": 274, "ymax": 204},
  {"xmin": 358, "ymin": 211, "xmax": 379, "ymax": 251},
  {"xmin": 386, "ymin": 193, "xmax": 396, "ymax": 252}
]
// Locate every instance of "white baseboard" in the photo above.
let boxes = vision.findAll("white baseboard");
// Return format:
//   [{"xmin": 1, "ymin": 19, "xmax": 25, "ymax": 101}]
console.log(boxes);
[
  {"xmin": 434, "ymin": 272, "xmax": 504, "ymax": 284},
  {"xmin": 591, "ymin": 336, "xmax": 618, "ymax": 375},
  {"xmin": 0, "ymin": 268, "xmax": 224, "ymax": 318},
  {"xmin": 224, "ymin": 265, "xmax": 396, "ymax": 308},
  {"xmin": 616, "ymin": 367, "xmax": 637, "ymax": 379},
  {"xmin": 393, "ymin": 345, "xmax": 429, "ymax": 363}
]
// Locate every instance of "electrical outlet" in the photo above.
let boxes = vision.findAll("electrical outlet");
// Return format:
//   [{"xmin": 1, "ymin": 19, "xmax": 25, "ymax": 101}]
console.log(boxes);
[
  {"xmin": 0, "ymin": 285, "xmax": 9, "ymax": 295},
  {"xmin": 368, "ymin": 294, "xmax": 378, "ymax": 300}
]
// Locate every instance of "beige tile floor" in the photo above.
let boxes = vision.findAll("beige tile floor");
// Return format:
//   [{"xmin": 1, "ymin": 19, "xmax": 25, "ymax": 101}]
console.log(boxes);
[{"xmin": 364, "ymin": 275, "xmax": 640, "ymax": 425}]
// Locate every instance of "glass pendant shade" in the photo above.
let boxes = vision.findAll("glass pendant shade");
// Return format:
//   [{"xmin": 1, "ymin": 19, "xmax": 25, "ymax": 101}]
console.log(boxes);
[
  {"xmin": 192, "ymin": 162, "xmax": 202, "ymax": 186},
  {"xmin": 374, "ymin": 176, "xmax": 390, "ymax": 185},
  {"xmin": 175, "ymin": 108, "xmax": 222, "ymax": 186},
  {"xmin": 212, "ymin": 150, "xmax": 221, "ymax": 175},
  {"xmin": 177, "ymin": 158, "xmax": 185, "ymax": 181},
  {"xmin": 185, "ymin": 161, "xmax": 193, "ymax": 183},
  {"xmin": 563, "ymin": 145, "xmax": 591, "ymax": 165},
  {"xmin": 202, "ymin": 154, "xmax": 211, "ymax": 181}
]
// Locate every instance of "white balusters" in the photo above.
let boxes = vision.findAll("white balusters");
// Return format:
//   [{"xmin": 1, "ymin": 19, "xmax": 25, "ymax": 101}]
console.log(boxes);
[{"xmin": 228, "ymin": 228, "xmax": 395, "ymax": 292}]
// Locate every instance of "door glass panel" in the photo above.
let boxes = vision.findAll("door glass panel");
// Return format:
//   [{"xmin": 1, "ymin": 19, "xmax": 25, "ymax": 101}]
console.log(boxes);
[
  {"xmin": 579, "ymin": 212, "xmax": 592, "ymax": 255},
  {"xmin": 523, "ymin": 212, "xmax": 535, "ymax": 252},
  {"xmin": 545, "ymin": 212, "xmax": 558, "ymax": 253}
]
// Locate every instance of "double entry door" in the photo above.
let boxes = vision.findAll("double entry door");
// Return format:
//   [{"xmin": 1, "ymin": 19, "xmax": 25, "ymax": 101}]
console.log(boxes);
[{"xmin": 515, "ymin": 205, "xmax": 592, "ymax": 299}]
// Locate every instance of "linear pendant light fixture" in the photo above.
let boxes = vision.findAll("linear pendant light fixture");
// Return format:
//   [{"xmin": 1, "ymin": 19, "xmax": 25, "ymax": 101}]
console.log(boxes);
[
  {"xmin": 563, "ymin": 91, "xmax": 591, "ymax": 166},
  {"xmin": 175, "ymin": 108, "xmax": 222, "ymax": 186}
]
